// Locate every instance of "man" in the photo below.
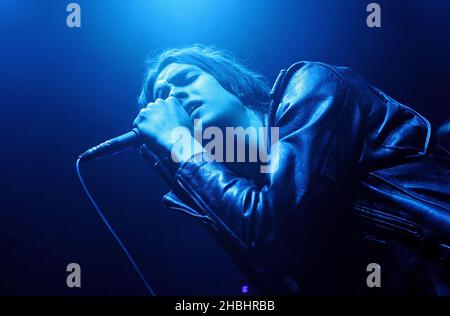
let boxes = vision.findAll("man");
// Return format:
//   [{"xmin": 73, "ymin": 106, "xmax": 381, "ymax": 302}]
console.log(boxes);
[{"xmin": 133, "ymin": 45, "xmax": 450, "ymax": 295}]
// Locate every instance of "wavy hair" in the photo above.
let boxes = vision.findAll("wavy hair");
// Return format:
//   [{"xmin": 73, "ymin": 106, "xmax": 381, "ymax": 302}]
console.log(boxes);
[{"xmin": 138, "ymin": 44, "xmax": 271, "ymax": 114}]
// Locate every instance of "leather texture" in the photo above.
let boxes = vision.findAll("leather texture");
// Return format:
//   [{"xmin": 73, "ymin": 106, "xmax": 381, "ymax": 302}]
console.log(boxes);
[{"xmin": 155, "ymin": 61, "xmax": 450, "ymax": 295}]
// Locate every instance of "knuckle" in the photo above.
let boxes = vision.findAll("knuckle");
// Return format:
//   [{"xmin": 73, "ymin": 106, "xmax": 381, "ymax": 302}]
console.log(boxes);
[{"xmin": 167, "ymin": 96, "xmax": 178, "ymax": 104}]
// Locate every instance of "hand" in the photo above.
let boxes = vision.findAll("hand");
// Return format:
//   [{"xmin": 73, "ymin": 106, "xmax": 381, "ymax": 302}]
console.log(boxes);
[{"xmin": 133, "ymin": 96, "xmax": 194, "ymax": 157}]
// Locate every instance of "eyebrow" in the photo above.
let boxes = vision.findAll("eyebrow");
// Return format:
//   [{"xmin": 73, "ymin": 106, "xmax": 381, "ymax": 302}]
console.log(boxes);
[{"xmin": 153, "ymin": 66, "xmax": 196, "ymax": 99}]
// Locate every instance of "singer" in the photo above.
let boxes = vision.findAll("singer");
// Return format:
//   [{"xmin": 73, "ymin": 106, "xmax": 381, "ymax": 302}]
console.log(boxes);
[{"xmin": 132, "ymin": 45, "xmax": 450, "ymax": 295}]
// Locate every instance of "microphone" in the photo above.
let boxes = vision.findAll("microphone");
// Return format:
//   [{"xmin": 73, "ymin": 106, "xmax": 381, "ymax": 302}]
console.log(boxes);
[{"xmin": 78, "ymin": 128, "xmax": 141, "ymax": 161}]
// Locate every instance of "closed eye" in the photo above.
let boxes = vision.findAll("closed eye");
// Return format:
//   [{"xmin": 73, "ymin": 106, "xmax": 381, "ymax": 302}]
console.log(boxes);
[
  {"xmin": 173, "ymin": 72, "xmax": 199, "ymax": 86},
  {"xmin": 154, "ymin": 68, "xmax": 200, "ymax": 100}
]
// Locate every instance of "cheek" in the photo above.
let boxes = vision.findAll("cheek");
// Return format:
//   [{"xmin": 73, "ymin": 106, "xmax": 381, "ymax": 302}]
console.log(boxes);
[
  {"xmin": 200, "ymin": 101, "xmax": 247, "ymax": 129},
  {"xmin": 194, "ymin": 75, "xmax": 247, "ymax": 127},
  {"xmin": 190, "ymin": 76, "xmax": 217, "ymax": 97},
  {"xmin": 194, "ymin": 75, "xmax": 229, "ymax": 99}
]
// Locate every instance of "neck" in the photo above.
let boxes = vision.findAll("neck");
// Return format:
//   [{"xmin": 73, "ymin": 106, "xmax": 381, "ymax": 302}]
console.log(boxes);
[{"xmin": 224, "ymin": 107, "xmax": 268, "ymax": 184}]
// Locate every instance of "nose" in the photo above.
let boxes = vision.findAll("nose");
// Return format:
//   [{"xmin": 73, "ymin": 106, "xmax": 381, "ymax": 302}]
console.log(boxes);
[{"xmin": 169, "ymin": 87, "xmax": 189, "ymax": 103}]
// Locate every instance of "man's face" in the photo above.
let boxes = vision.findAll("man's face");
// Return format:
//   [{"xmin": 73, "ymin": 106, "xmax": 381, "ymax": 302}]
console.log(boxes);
[{"xmin": 153, "ymin": 63, "xmax": 252, "ymax": 130}]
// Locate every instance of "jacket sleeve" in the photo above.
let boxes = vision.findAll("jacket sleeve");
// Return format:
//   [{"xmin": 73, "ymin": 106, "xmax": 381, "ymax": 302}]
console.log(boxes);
[{"xmin": 170, "ymin": 62, "xmax": 364, "ymax": 250}]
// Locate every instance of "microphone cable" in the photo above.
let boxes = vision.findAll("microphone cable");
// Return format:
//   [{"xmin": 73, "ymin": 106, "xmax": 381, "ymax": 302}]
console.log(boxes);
[{"xmin": 75, "ymin": 158, "xmax": 156, "ymax": 296}]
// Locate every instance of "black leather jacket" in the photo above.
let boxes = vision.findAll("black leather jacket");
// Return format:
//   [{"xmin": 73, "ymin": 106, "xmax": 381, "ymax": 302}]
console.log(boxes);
[{"xmin": 142, "ymin": 61, "xmax": 450, "ymax": 295}]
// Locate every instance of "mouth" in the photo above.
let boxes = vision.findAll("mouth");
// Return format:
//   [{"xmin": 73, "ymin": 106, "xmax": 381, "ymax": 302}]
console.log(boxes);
[{"xmin": 184, "ymin": 100, "xmax": 203, "ymax": 118}]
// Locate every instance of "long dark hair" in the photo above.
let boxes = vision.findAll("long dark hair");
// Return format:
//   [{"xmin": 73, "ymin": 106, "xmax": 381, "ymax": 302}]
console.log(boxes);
[{"xmin": 138, "ymin": 44, "xmax": 271, "ymax": 114}]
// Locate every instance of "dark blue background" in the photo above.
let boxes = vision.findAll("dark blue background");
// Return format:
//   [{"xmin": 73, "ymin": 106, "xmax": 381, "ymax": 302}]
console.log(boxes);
[{"xmin": 1, "ymin": 0, "xmax": 449, "ymax": 295}]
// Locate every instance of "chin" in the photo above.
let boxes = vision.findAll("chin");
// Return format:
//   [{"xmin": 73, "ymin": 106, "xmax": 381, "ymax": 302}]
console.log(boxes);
[{"xmin": 194, "ymin": 114, "xmax": 221, "ymax": 129}]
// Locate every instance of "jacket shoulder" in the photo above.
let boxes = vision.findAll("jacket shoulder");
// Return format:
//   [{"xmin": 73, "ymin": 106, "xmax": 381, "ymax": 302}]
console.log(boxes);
[
  {"xmin": 279, "ymin": 61, "xmax": 350, "ymax": 103},
  {"xmin": 273, "ymin": 61, "xmax": 350, "ymax": 125},
  {"xmin": 273, "ymin": 61, "xmax": 432, "ymax": 161}
]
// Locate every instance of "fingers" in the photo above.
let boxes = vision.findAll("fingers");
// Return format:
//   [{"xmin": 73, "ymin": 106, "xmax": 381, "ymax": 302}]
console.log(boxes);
[
  {"xmin": 133, "ymin": 115, "xmax": 141, "ymax": 127},
  {"xmin": 146, "ymin": 99, "xmax": 161, "ymax": 109},
  {"xmin": 134, "ymin": 103, "xmax": 153, "ymax": 126},
  {"xmin": 145, "ymin": 97, "xmax": 182, "ymax": 110},
  {"xmin": 135, "ymin": 99, "xmax": 165, "ymax": 127},
  {"xmin": 166, "ymin": 96, "xmax": 182, "ymax": 106},
  {"xmin": 135, "ymin": 97, "xmax": 183, "ymax": 128}
]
